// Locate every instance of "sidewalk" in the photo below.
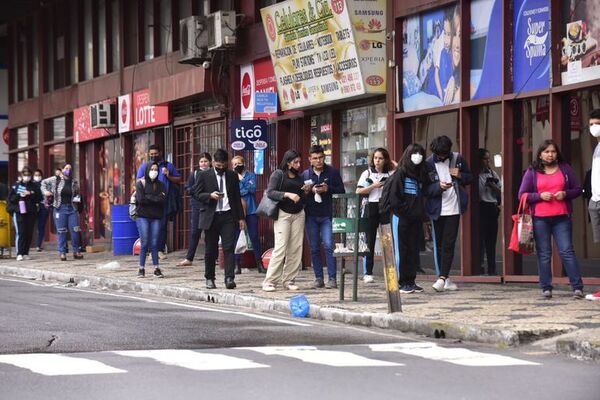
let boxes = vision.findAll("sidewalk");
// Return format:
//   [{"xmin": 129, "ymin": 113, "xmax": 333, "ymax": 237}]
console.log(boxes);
[{"xmin": 1, "ymin": 248, "xmax": 598, "ymax": 361}]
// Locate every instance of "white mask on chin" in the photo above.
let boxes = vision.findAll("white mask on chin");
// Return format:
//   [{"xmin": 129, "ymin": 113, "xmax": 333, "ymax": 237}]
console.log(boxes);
[{"xmin": 590, "ymin": 124, "xmax": 600, "ymax": 138}]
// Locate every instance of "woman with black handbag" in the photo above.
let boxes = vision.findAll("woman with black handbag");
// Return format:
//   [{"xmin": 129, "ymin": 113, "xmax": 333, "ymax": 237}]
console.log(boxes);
[{"xmin": 261, "ymin": 150, "xmax": 310, "ymax": 292}]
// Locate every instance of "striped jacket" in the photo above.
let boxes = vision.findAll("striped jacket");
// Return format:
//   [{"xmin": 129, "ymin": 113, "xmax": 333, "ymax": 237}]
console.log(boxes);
[{"xmin": 41, "ymin": 176, "xmax": 80, "ymax": 209}]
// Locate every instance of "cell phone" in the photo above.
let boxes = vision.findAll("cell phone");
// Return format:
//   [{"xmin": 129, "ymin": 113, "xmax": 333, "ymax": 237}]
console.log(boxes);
[
  {"xmin": 380, "ymin": 177, "xmax": 388, "ymax": 182},
  {"xmin": 217, "ymin": 192, "xmax": 225, "ymax": 197}
]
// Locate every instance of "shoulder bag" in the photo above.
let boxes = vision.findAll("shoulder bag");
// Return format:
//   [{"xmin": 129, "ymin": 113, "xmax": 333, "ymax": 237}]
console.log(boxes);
[{"xmin": 255, "ymin": 171, "xmax": 284, "ymax": 220}]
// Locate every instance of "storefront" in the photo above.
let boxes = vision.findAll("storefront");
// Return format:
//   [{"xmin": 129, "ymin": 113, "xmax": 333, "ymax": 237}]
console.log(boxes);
[{"xmin": 395, "ymin": 0, "xmax": 600, "ymax": 284}]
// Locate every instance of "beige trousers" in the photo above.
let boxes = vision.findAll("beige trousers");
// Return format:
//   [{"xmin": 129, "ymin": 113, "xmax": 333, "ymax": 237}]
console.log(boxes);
[{"xmin": 263, "ymin": 209, "xmax": 305, "ymax": 287}]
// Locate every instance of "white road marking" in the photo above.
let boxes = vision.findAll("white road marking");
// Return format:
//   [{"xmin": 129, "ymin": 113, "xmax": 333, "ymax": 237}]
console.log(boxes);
[
  {"xmin": 0, "ymin": 277, "xmax": 50, "ymax": 287},
  {"xmin": 0, "ymin": 354, "xmax": 126, "ymax": 376},
  {"xmin": 113, "ymin": 349, "xmax": 269, "ymax": 371},
  {"xmin": 240, "ymin": 346, "xmax": 403, "ymax": 367},
  {"xmin": 369, "ymin": 343, "xmax": 541, "ymax": 366}
]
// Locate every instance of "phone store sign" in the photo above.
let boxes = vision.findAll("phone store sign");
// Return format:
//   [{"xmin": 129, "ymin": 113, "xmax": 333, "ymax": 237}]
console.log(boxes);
[{"xmin": 230, "ymin": 120, "xmax": 269, "ymax": 151}]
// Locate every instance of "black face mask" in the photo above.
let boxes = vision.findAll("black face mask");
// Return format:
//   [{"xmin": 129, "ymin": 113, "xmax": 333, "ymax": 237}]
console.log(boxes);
[
  {"xmin": 149, "ymin": 155, "xmax": 161, "ymax": 163},
  {"xmin": 215, "ymin": 166, "xmax": 227, "ymax": 175},
  {"xmin": 289, "ymin": 167, "xmax": 300, "ymax": 175},
  {"xmin": 541, "ymin": 159, "xmax": 558, "ymax": 167},
  {"xmin": 234, "ymin": 165, "xmax": 245, "ymax": 174}
]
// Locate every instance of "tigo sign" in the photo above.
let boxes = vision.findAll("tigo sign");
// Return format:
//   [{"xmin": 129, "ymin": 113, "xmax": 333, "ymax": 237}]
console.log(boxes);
[{"xmin": 230, "ymin": 120, "xmax": 268, "ymax": 151}]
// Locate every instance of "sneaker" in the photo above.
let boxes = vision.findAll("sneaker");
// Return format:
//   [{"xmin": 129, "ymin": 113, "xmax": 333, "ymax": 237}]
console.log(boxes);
[
  {"xmin": 326, "ymin": 279, "xmax": 338, "ymax": 289},
  {"xmin": 542, "ymin": 289, "xmax": 552, "ymax": 299},
  {"xmin": 285, "ymin": 283, "xmax": 299, "ymax": 291},
  {"xmin": 36, "ymin": 247, "xmax": 43, "ymax": 252},
  {"xmin": 23, "ymin": 255, "xmax": 31, "ymax": 260},
  {"xmin": 573, "ymin": 289, "xmax": 584, "ymax": 299},
  {"xmin": 432, "ymin": 278, "xmax": 445, "ymax": 292},
  {"xmin": 153, "ymin": 268, "xmax": 164, "ymax": 278},
  {"xmin": 313, "ymin": 278, "xmax": 325, "ymax": 289},
  {"xmin": 585, "ymin": 291, "xmax": 600, "ymax": 301},
  {"xmin": 177, "ymin": 259, "xmax": 192, "ymax": 266},
  {"xmin": 262, "ymin": 283, "xmax": 276, "ymax": 292},
  {"xmin": 138, "ymin": 268, "xmax": 145, "ymax": 278},
  {"xmin": 158, "ymin": 251, "xmax": 168, "ymax": 260},
  {"xmin": 413, "ymin": 283, "xmax": 424, "ymax": 293},
  {"xmin": 363, "ymin": 275, "xmax": 375, "ymax": 284},
  {"xmin": 444, "ymin": 278, "xmax": 458, "ymax": 291},
  {"xmin": 16, "ymin": 255, "xmax": 23, "ymax": 261},
  {"xmin": 400, "ymin": 284, "xmax": 415, "ymax": 294}
]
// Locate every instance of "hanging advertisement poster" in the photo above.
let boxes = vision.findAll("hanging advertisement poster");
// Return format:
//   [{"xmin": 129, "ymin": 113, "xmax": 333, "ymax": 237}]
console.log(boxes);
[
  {"xmin": 513, "ymin": 0, "xmax": 550, "ymax": 93},
  {"xmin": 347, "ymin": 0, "xmax": 386, "ymax": 93},
  {"xmin": 260, "ymin": 0, "xmax": 365, "ymax": 111},
  {"xmin": 561, "ymin": 0, "xmax": 600, "ymax": 85},
  {"xmin": 402, "ymin": 4, "xmax": 461, "ymax": 112},
  {"xmin": 240, "ymin": 58, "xmax": 279, "ymax": 119},
  {"xmin": 470, "ymin": 0, "xmax": 502, "ymax": 99}
]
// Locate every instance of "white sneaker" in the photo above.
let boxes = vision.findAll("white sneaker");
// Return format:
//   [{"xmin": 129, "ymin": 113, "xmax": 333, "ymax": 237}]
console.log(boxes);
[
  {"xmin": 363, "ymin": 275, "xmax": 375, "ymax": 284},
  {"xmin": 16, "ymin": 255, "xmax": 23, "ymax": 261},
  {"xmin": 444, "ymin": 278, "xmax": 458, "ymax": 291},
  {"xmin": 432, "ymin": 278, "xmax": 445, "ymax": 292},
  {"xmin": 262, "ymin": 284, "xmax": 276, "ymax": 292}
]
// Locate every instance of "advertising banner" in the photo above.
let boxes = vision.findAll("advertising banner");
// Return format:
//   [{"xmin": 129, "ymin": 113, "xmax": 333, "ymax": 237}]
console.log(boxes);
[
  {"xmin": 470, "ymin": 0, "xmax": 502, "ymax": 99},
  {"xmin": 347, "ymin": 0, "xmax": 387, "ymax": 93},
  {"xmin": 260, "ymin": 0, "xmax": 365, "ymax": 110},
  {"xmin": 240, "ymin": 58, "xmax": 278, "ymax": 119},
  {"xmin": 240, "ymin": 64, "xmax": 255, "ymax": 120},
  {"xmin": 402, "ymin": 4, "xmax": 461, "ymax": 112},
  {"xmin": 513, "ymin": 0, "xmax": 550, "ymax": 93},
  {"xmin": 118, "ymin": 94, "xmax": 132, "ymax": 133},
  {"xmin": 132, "ymin": 89, "xmax": 169, "ymax": 130},
  {"xmin": 561, "ymin": 1, "xmax": 600, "ymax": 85},
  {"xmin": 230, "ymin": 120, "xmax": 269, "ymax": 151},
  {"xmin": 73, "ymin": 98, "xmax": 117, "ymax": 144}
]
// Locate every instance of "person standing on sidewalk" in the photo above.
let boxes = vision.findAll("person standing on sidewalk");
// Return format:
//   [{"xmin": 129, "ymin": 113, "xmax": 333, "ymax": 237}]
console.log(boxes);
[
  {"xmin": 262, "ymin": 150, "xmax": 309, "ymax": 292},
  {"xmin": 231, "ymin": 155, "xmax": 266, "ymax": 274},
  {"xmin": 389, "ymin": 144, "xmax": 430, "ymax": 294},
  {"xmin": 135, "ymin": 162, "xmax": 167, "ymax": 278},
  {"xmin": 518, "ymin": 140, "xmax": 584, "ymax": 299},
  {"xmin": 425, "ymin": 135, "xmax": 472, "ymax": 292},
  {"xmin": 587, "ymin": 109, "xmax": 600, "ymax": 243},
  {"xmin": 41, "ymin": 164, "xmax": 84, "ymax": 261},
  {"xmin": 356, "ymin": 148, "xmax": 394, "ymax": 284},
  {"xmin": 194, "ymin": 149, "xmax": 245, "ymax": 290},
  {"xmin": 178, "ymin": 153, "xmax": 212, "ymax": 267},
  {"xmin": 302, "ymin": 145, "xmax": 345, "ymax": 289},
  {"xmin": 8, "ymin": 167, "xmax": 41, "ymax": 261},
  {"xmin": 136, "ymin": 145, "xmax": 181, "ymax": 260},
  {"xmin": 32, "ymin": 169, "xmax": 49, "ymax": 252},
  {"xmin": 478, "ymin": 149, "xmax": 501, "ymax": 275}
]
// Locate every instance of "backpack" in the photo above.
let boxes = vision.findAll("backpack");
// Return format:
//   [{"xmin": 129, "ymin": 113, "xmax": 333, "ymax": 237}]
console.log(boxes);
[{"xmin": 129, "ymin": 179, "xmax": 146, "ymax": 220}]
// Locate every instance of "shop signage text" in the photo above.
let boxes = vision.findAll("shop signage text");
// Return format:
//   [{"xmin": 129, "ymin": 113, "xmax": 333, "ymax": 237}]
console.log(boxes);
[
  {"xmin": 230, "ymin": 120, "xmax": 269, "ymax": 151},
  {"xmin": 118, "ymin": 89, "xmax": 169, "ymax": 133},
  {"xmin": 240, "ymin": 59, "xmax": 278, "ymax": 119}
]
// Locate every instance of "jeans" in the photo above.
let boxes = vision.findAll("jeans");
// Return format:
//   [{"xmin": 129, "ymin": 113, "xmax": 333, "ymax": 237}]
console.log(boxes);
[
  {"xmin": 36, "ymin": 205, "xmax": 49, "ymax": 248},
  {"xmin": 136, "ymin": 217, "xmax": 161, "ymax": 268},
  {"xmin": 532, "ymin": 215, "xmax": 584, "ymax": 291},
  {"xmin": 305, "ymin": 215, "xmax": 336, "ymax": 280},
  {"xmin": 235, "ymin": 213, "xmax": 263, "ymax": 265},
  {"xmin": 185, "ymin": 205, "xmax": 203, "ymax": 261},
  {"xmin": 54, "ymin": 205, "xmax": 81, "ymax": 255}
]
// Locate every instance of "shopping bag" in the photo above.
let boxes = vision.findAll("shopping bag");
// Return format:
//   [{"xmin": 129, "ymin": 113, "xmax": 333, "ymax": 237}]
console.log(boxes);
[
  {"xmin": 289, "ymin": 294, "xmax": 310, "ymax": 318},
  {"xmin": 509, "ymin": 194, "xmax": 535, "ymax": 255},
  {"xmin": 235, "ymin": 231, "xmax": 248, "ymax": 254}
]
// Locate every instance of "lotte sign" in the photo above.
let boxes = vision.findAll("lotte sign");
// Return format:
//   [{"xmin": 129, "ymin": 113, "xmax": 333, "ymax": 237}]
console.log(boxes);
[{"xmin": 118, "ymin": 89, "xmax": 169, "ymax": 133}]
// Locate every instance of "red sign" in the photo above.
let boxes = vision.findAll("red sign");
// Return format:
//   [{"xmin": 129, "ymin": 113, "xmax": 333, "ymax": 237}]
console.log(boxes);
[
  {"xmin": 253, "ymin": 58, "xmax": 278, "ymax": 119},
  {"xmin": 241, "ymin": 72, "xmax": 252, "ymax": 110},
  {"xmin": 73, "ymin": 99, "xmax": 117, "ymax": 143},
  {"xmin": 2, "ymin": 127, "xmax": 8, "ymax": 145},
  {"xmin": 133, "ymin": 89, "xmax": 169, "ymax": 130}
]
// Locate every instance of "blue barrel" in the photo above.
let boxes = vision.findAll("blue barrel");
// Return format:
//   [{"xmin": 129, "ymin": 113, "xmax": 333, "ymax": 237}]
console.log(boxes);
[{"xmin": 111, "ymin": 205, "xmax": 139, "ymax": 255}]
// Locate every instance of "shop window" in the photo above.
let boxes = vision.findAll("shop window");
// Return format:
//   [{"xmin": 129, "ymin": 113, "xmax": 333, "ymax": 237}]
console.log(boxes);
[
  {"xmin": 17, "ymin": 152, "xmax": 29, "ymax": 172},
  {"xmin": 99, "ymin": 0, "xmax": 107, "ymax": 75},
  {"xmin": 411, "ymin": 111, "xmax": 459, "ymax": 150},
  {"xmin": 470, "ymin": 0, "xmax": 501, "ymax": 100},
  {"xmin": 17, "ymin": 127, "xmax": 28, "ymax": 148},
  {"xmin": 144, "ymin": 0, "xmax": 155, "ymax": 60},
  {"xmin": 111, "ymin": 0, "xmax": 120, "ymax": 71},
  {"xmin": 516, "ymin": 96, "xmax": 551, "ymax": 174},
  {"xmin": 131, "ymin": 132, "xmax": 151, "ymax": 192},
  {"xmin": 160, "ymin": 0, "xmax": 172, "ymax": 54},
  {"xmin": 402, "ymin": 4, "xmax": 461, "ymax": 112},
  {"xmin": 98, "ymin": 138, "xmax": 124, "ymax": 239},
  {"xmin": 52, "ymin": 117, "xmax": 66, "ymax": 140},
  {"xmin": 310, "ymin": 113, "xmax": 333, "ymax": 165}
]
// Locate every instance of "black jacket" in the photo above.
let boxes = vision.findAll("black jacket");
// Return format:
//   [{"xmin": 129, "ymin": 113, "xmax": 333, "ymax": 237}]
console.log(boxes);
[
  {"xmin": 135, "ymin": 178, "xmax": 167, "ymax": 219},
  {"xmin": 390, "ymin": 170, "xmax": 428, "ymax": 219},
  {"xmin": 193, "ymin": 168, "xmax": 244, "ymax": 230},
  {"xmin": 8, "ymin": 181, "xmax": 42, "ymax": 215}
]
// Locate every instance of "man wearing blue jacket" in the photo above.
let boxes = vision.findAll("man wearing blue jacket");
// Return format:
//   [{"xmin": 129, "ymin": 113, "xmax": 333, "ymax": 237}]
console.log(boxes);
[
  {"xmin": 302, "ymin": 145, "xmax": 345, "ymax": 289},
  {"xmin": 425, "ymin": 135, "xmax": 472, "ymax": 292}
]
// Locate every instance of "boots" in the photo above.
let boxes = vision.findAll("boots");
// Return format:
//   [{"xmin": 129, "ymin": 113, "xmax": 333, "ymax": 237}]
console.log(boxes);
[{"xmin": 257, "ymin": 260, "xmax": 267, "ymax": 274}]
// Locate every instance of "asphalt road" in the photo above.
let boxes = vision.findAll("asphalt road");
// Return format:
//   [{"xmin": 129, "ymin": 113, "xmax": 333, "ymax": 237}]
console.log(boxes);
[{"xmin": 0, "ymin": 277, "xmax": 598, "ymax": 400}]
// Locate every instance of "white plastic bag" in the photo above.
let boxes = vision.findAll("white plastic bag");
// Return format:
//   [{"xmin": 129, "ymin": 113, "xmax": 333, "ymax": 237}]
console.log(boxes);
[{"xmin": 235, "ymin": 231, "xmax": 248, "ymax": 254}]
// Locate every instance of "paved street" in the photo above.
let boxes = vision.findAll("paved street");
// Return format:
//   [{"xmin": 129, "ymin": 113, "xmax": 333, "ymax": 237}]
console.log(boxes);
[{"xmin": 1, "ymin": 278, "xmax": 598, "ymax": 400}]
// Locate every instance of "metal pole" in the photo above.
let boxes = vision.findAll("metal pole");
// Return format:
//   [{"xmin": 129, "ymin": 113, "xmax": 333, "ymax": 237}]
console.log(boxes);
[{"xmin": 378, "ymin": 223, "xmax": 402, "ymax": 313}]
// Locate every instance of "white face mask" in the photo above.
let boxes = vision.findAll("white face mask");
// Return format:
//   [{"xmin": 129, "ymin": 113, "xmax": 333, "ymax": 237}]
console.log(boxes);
[
  {"xmin": 34, "ymin": 175, "xmax": 42, "ymax": 182},
  {"xmin": 149, "ymin": 171, "xmax": 159, "ymax": 180},
  {"xmin": 590, "ymin": 124, "xmax": 600, "ymax": 138},
  {"xmin": 22, "ymin": 176, "xmax": 31, "ymax": 183},
  {"xmin": 411, "ymin": 153, "xmax": 424, "ymax": 165}
]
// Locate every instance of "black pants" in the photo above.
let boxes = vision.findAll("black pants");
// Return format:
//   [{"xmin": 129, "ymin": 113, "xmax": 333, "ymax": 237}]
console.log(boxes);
[
  {"xmin": 365, "ymin": 202, "xmax": 383, "ymax": 275},
  {"xmin": 204, "ymin": 211, "xmax": 237, "ymax": 281},
  {"xmin": 15, "ymin": 212, "xmax": 36, "ymax": 256},
  {"xmin": 395, "ymin": 215, "xmax": 421, "ymax": 285},
  {"xmin": 432, "ymin": 214, "xmax": 460, "ymax": 278},
  {"xmin": 479, "ymin": 201, "xmax": 499, "ymax": 274},
  {"xmin": 185, "ymin": 205, "xmax": 203, "ymax": 261}
]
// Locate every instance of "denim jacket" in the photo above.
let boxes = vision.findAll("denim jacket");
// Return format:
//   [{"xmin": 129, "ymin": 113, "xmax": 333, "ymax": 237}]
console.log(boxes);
[{"xmin": 239, "ymin": 171, "xmax": 258, "ymax": 215}]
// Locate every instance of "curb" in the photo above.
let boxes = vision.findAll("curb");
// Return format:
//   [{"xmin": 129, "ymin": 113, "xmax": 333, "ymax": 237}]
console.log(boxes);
[
  {"xmin": 0, "ymin": 265, "xmax": 575, "ymax": 348},
  {"xmin": 555, "ymin": 338, "xmax": 600, "ymax": 361}
]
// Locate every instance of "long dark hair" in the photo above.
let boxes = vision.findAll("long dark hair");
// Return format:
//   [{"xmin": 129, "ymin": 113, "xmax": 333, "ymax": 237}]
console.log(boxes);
[
  {"xmin": 532, "ymin": 139, "xmax": 564, "ymax": 172},
  {"xmin": 370, "ymin": 148, "xmax": 393, "ymax": 173},
  {"xmin": 399, "ymin": 143, "xmax": 427, "ymax": 181},
  {"xmin": 279, "ymin": 149, "xmax": 301, "ymax": 172}
]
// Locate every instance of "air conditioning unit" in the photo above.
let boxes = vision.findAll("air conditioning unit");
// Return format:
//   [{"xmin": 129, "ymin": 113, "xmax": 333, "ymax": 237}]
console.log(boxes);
[
  {"xmin": 207, "ymin": 11, "xmax": 236, "ymax": 51},
  {"xmin": 90, "ymin": 103, "xmax": 116, "ymax": 128},
  {"xmin": 179, "ymin": 16, "xmax": 209, "ymax": 64}
]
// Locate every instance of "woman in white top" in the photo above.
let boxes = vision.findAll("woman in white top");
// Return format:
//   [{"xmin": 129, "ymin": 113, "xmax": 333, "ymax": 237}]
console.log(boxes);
[{"xmin": 356, "ymin": 148, "xmax": 394, "ymax": 283}]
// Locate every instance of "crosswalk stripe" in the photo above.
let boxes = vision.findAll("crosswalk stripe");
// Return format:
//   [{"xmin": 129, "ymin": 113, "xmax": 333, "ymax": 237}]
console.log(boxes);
[
  {"xmin": 113, "ymin": 349, "xmax": 269, "ymax": 371},
  {"xmin": 240, "ymin": 346, "xmax": 403, "ymax": 367},
  {"xmin": 369, "ymin": 343, "xmax": 541, "ymax": 366},
  {"xmin": 0, "ymin": 354, "xmax": 127, "ymax": 376}
]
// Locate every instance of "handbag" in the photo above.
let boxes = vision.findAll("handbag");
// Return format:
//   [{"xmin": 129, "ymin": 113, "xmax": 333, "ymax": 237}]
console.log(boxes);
[
  {"xmin": 509, "ymin": 193, "xmax": 535, "ymax": 254},
  {"xmin": 256, "ymin": 171, "xmax": 284, "ymax": 220},
  {"xmin": 235, "ymin": 230, "xmax": 248, "ymax": 254}
]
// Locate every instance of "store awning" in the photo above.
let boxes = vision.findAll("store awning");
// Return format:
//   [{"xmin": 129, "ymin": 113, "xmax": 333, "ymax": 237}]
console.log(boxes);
[{"xmin": 149, "ymin": 68, "xmax": 207, "ymax": 106}]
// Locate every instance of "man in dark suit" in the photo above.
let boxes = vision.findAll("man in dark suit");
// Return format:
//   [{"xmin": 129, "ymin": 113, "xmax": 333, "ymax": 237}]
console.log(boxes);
[{"xmin": 194, "ymin": 149, "xmax": 245, "ymax": 289}]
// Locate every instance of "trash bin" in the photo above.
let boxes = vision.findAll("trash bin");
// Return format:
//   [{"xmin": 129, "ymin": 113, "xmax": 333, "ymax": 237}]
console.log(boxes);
[
  {"xmin": 0, "ymin": 201, "xmax": 15, "ymax": 257},
  {"xmin": 111, "ymin": 205, "xmax": 139, "ymax": 255}
]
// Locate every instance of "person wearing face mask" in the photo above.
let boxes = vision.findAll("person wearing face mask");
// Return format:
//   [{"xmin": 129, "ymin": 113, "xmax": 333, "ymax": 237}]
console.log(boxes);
[
  {"xmin": 388, "ymin": 144, "xmax": 430, "ymax": 293},
  {"xmin": 8, "ymin": 167, "xmax": 42, "ymax": 261},
  {"xmin": 135, "ymin": 162, "xmax": 167, "ymax": 278},
  {"xmin": 41, "ymin": 163, "xmax": 83, "ymax": 261},
  {"xmin": 518, "ymin": 140, "xmax": 584, "ymax": 299},
  {"xmin": 178, "ymin": 153, "xmax": 212, "ymax": 267},
  {"xmin": 136, "ymin": 144, "xmax": 182, "ymax": 260},
  {"xmin": 587, "ymin": 109, "xmax": 600, "ymax": 245},
  {"xmin": 32, "ymin": 169, "xmax": 49, "ymax": 252},
  {"xmin": 478, "ymin": 149, "xmax": 501, "ymax": 276},
  {"xmin": 231, "ymin": 155, "xmax": 266, "ymax": 274}
]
